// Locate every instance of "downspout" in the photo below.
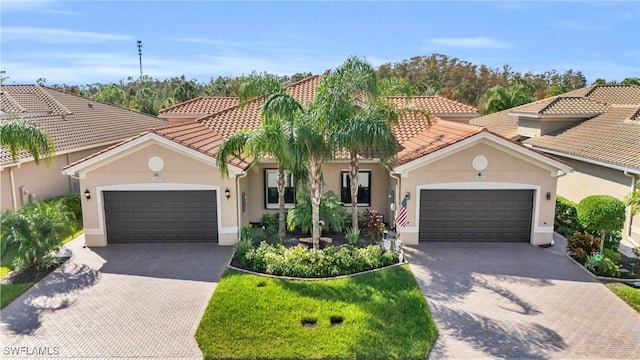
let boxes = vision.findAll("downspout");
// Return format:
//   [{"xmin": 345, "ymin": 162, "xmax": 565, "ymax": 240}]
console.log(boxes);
[
  {"xmin": 624, "ymin": 170, "xmax": 638, "ymax": 243},
  {"xmin": 387, "ymin": 166, "xmax": 401, "ymax": 229},
  {"xmin": 235, "ymin": 171, "xmax": 249, "ymax": 240},
  {"xmin": 9, "ymin": 166, "xmax": 18, "ymax": 210}
]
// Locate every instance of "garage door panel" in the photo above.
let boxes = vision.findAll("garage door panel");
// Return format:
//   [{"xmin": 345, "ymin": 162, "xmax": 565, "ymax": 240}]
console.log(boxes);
[
  {"xmin": 104, "ymin": 190, "xmax": 218, "ymax": 243},
  {"xmin": 419, "ymin": 189, "xmax": 533, "ymax": 242}
]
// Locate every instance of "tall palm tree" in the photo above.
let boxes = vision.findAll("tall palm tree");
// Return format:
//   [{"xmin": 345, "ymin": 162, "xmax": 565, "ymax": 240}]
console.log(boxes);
[
  {"xmin": 481, "ymin": 83, "xmax": 535, "ymax": 114},
  {"xmin": 0, "ymin": 117, "xmax": 56, "ymax": 164},
  {"xmin": 217, "ymin": 73, "xmax": 301, "ymax": 237},
  {"xmin": 327, "ymin": 56, "xmax": 399, "ymax": 231}
]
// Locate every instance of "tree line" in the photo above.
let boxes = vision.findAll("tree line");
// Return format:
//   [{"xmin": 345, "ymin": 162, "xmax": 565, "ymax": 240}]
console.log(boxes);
[{"xmin": 26, "ymin": 53, "xmax": 640, "ymax": 116}]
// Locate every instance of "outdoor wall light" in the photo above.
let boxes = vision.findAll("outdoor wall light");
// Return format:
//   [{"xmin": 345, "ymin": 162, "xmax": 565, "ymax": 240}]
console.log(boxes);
[
  {"xmin": 546, "ymin": 192, "xmax": 551, "ymax": 200},
  {"xmin": 225, "ymin": 188, "xmax": 231, "ymax": 199},
  {"xmin": 84, "ymin": 189, "xmax": 91, "ymax": 201}
]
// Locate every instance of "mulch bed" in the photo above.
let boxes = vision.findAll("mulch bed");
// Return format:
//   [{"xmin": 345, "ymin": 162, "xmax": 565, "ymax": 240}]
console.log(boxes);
[
  {"xmin": 1, "ymin": 257, "xmax": 70, "ymax": 285},
  {"xmin": 617, "ymin": 254, "xmax": 640, "ymax": 279}
]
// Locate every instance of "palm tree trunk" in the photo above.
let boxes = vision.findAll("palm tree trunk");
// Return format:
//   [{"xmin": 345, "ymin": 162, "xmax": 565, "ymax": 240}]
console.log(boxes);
[
  {"xmin": 349, "ymin": 152, "xmax": 359, "ymax": 230},
  {"xmin": 308, "ymin": 156, "xmax": 322, "ymax": 249},
  {"xmin": 277, "ymin": 166, "xmax": 286, "ymax": 237}
]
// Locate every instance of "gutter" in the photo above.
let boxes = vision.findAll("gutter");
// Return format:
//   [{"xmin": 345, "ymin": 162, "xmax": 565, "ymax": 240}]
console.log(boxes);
[
  {"xmin": 9, "ymin": 164, "xmax": 19, "ymax": 210},
  {"xmin": 387, "ymin": 165, "xmax": 401, "ymax": 230}
]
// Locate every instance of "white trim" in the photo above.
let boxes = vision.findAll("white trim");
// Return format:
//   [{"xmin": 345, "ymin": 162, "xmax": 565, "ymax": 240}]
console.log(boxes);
[
  {"xmin": 526, "ymin": 147, "xmax": 640, "ymax": 175},
  {"xmin": 264, "ymin": 169, "xmax": 296, "ymax": 209},
  {"xmin": 62, "ymin": 132, "xmax": 244, "ymax": 177},
  {"xmin": 94, "ymin": 183, "xmax": 225, "ymax": 243},
  {"xmin": 219, "ymin": 227, "xmax": 239, "ymax": 234},
  {"xmin": 84, "ymin": 228, "xmax": 103, "ymax": 235},
  {"xmin": 410, "ymin": 182, "xmax": 542, "ymax": 242},
  {"xmin": 632, "ymin": 226, "xmax": 640, "ymax": 235},
  {"xmin": 393, "ymin": 131, "xmax": 573, "ymax": 176},
  {"xmin": 398, "ymin": 226, "xmax": 418, "ymax": 234}
]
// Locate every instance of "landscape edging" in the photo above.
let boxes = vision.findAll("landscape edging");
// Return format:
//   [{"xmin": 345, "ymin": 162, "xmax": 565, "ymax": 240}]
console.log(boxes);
[{"xmin": 564, "ymin": 254, "xmax": 640, "ymax": 283}]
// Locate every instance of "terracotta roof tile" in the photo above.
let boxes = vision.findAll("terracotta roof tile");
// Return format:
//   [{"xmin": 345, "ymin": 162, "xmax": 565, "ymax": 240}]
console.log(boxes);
[
  {"xmin": 469, "ymin": 109, "xmax": 519, "ymax": 139},
  {"xmin": 158, "ymin": 96, "xmax": 238, "ymax": 117},
  {"xmin": 388, "ymin": 96, "xmax": 478, "ymax": 115},
  {"xmin": 584, "ymin": 85, "xmax": 640, "ymax": 105},
  {"xmin": 395, "ymin": 120, "xmax": 484, "ymax": 165},
  {"xmin": 1, "ymin": 85, "xmax": 166, "ymax": 164},
  {"xmin": 524, "ymin": 105, "xmax": 640, "ymax": 171}
]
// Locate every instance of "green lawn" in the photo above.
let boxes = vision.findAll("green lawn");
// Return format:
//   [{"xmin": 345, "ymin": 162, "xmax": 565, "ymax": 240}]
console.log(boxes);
[
  {"xmin": 606, "ymin": 282, "xmax": 640, "ymax": 313},
  {"xmin": 196, "ymin": 265, "xmax": 437, "ymax": 360},
  {"xmin": 1, "ymin": 282, "xmax": 35, "ymax": 309}
]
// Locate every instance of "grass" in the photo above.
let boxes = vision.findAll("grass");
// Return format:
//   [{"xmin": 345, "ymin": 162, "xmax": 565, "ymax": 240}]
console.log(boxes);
[
  {"xmin": 1, "ymin": 282, "xmax": 35, "ymax": 309},
  {"xmin": 0, "ymin": 225, "xmax": 83, "ymax": 279},
  {"xmin": 196, "ymin": 265, "xmax": 437, "ymax": 360},
  {"xmin": 606, "ymin": 282, "xmax": 640, "ymax": 313}
]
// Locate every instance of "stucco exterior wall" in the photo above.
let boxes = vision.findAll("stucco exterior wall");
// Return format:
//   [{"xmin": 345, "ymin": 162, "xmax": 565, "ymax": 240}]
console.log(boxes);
[
  {"xmin": 554, "ymin": 157, "xmax": 639, "ymax": 243},
  {"xmin": 245, "ymin": 162, "xmax": 392, "ymax": 225},
  {"xmin": 78, "ymin": 142, "xmax": 238, "ymax": 246},
  {"xmin": 1, "ymin": 147, "xmax": 109, "ymax": 211},
  {"xmin": 396, "ymin": 142, "xmax": 560, "ymax": 246}
]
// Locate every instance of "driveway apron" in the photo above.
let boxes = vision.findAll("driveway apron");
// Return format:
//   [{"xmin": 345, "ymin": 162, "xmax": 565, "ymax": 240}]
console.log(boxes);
[
  {"xmin": 406, "ymin": 239, "xmax": 640, "ymax": 359},
  {"xmin": 1, "ymin": 236, "xmax": 233, "ymax": 359}
]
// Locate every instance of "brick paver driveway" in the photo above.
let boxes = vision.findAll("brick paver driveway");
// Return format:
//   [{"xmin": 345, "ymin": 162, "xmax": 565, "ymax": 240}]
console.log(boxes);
[
  {"xmin": 1, "ymin": 236, "xmax": 233, "ymax": 359},
  {"xmin": 406, "ymin": 237, "xmax": 640, "ymax": 359}
]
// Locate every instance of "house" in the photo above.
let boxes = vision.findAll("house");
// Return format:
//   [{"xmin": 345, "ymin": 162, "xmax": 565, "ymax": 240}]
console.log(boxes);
[
  {"xmin": 0, "ymin": 85, "xmax": 167, "ymax": 211},
  {"xmin": 62, "ymin": 76, "xmax": 571, "ymax": 247},
  {"xmin": 471, "ymin": 85, "xmax": 640, "ymax": 244}
]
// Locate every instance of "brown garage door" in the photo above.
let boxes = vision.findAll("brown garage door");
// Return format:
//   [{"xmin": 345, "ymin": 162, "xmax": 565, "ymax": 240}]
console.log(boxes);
[
  {"xmin": 104, "ymin": 190, "xmax": 218, "ymax": 243},
  {"xmin": 419, "ymin": 189, "xmax": 533, "ymax": 242}
]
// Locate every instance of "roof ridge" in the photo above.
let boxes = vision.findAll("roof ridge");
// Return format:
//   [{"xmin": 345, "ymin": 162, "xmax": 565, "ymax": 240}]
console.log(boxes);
[
  {"xmin": 37, "ymin": 86, "xmax": 73, "ymax": 115},
  {"xmin": 0, "ymin": 89, "xmax": 26, "ymax": 113}
]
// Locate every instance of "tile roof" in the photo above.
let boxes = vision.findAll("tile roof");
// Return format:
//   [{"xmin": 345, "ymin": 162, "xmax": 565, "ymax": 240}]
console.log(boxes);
[
  {"xmin": 524, "ymin": 105, "xmax": 640, "ymax": 171},
  {"xmin": 395, "ymin": 119, "xmax": 484, "ymax": 165},
  {"xmin": 1, "ymin": 85, "xmax": 166, "ymax": 165},
  {"xmin": 470, "ymin": 85, "xmax": 640, "ymax": 170},
  {"xmin": 63, "ymin": 76, "xmax": 492, "ymax": 171},
  {"xmin": 158, "ymin": 96, "xmax": 238, "ymax": 117}
]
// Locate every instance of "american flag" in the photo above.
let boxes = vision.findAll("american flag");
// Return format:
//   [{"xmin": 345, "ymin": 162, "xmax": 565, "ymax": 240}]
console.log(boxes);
[{"xmin": 395, "ymin": 195, "xmax": 408, "ymax": 227}]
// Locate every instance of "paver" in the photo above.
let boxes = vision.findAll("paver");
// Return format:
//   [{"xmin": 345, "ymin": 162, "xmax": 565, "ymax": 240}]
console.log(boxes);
[
  {"xmin": 0, "ymin": 236, "xmax": 233, "ymax": 359},
  {"xmin": 406, "ymin": 236, "xmax": 640, "ymax": 359}
]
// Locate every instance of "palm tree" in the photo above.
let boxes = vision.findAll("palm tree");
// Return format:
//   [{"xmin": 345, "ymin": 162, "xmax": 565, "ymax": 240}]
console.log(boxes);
[
  {"xmin": 481, "ymin": 83, "xmax": 535, "ymax": 114},
  {"xmin": 625, "ymin": 181, "xmax": 640, "ymax": 216},
  {"xmin": 217, "ymin": 73, "xmax": 301, "ymax": 237},
  {"xmin": 327, "ymin": 56, "xmax": 399, "ymax": 231},
  {"xmin": 0, "ymin": 117, "xmax": 56, "ymax": 164}
]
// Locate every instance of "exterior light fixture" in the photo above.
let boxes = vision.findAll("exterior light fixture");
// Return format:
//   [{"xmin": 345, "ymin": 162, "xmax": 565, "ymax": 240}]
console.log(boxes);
[
  {"xmin": 546, "ymin": 192, "xmax": 551, "ymax": 201},
  {"xmin": 84, "ymin": 189, "xmax": 91, "ymax": 201},
  {"xmin": 225, "ymin": 188, "xmax": 231, "ymax": 199}
]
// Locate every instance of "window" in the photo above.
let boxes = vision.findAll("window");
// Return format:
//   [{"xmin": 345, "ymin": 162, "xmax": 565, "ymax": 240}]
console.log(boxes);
[
  {"xmin": 264, "ymin": 169, "xmax": 295, "ymax": 209},
  {"xmin": 341, "ymin": 170, "xmax": 371, "ymax": 206}
]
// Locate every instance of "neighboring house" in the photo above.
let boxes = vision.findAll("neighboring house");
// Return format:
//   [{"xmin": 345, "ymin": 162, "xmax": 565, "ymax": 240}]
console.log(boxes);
[
  {"xmin": 0, "ymin": 85, "xmax": 167, "ymax": 211},
  {"xmin": 158, "ymin": 96, "xmax": 238, "ymax": 123},
  {"xmin": 63, "ymin": 76, "xmax": 571, "ymax": 247},
  {"xmin": 471, "ymin": 85, "xmax": 640, "ymax": 244}
]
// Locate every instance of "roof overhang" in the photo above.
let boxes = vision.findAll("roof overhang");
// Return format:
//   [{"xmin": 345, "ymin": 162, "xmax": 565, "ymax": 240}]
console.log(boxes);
[
  {"xmin": 524, "ymin": 145, "xmax": 640, "ymax": 175},
  {"xmin": 393, "ymin": 130, "xmax": 573, "ymax": 177},
  {"xmin": 62, "ymin": 132, "xmax": 244, "ymax": 178}
]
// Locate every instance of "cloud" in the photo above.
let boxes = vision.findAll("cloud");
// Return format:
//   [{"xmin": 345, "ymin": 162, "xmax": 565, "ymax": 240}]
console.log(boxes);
[
  {"xmin": 550, "ymin": 21, "xmax": 608, "ymax": 31},
  {"xmin": 1, "ymin": 27, "xmax": 133, "ymax": 43},
  {"xmin": 1, "ymin": 0, "xmax": 75, "ymax": 15},
  {"xmin": 429, "ymin": 36, "xmax": 510, "ymax": 49},
  {"xmin": 169, "ymin": 37, "xmax": 252, "ymax": 48}
]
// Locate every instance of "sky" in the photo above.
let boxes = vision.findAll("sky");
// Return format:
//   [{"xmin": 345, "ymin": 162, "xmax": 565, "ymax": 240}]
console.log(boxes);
[{"xmin": 1, "ymin": 0, "xmax": 639, "ymax": 86}]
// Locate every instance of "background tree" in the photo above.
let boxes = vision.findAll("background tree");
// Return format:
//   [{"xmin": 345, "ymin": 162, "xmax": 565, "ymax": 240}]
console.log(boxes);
[
  {"xmin": 480, "ymin": 83, "xmax": 535, "ymax": 114},
  {"xmin": 621, "ymin": 77, "xmax": 640, "ymax": 86},
  {"xmin": 0, "ymin": 117, "xmax": 56, "ymax": 164},
  {"xmin": 133, "ymin": 86, "xmax": 159, "ymax": 115},
  {"xmin": 173, "ymin": 80, "xmax": 199, "ymax": 103},
  {"xmin": 91, "ymin": 84, "xmax": 127, "ymax": 107}
]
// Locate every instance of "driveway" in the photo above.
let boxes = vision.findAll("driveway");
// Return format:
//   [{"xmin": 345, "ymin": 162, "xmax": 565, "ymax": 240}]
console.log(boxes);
[
  {"xmin": 1, "ymin": 235, "xmax": 233, "ymax": 359},
  {"xmin": 406, "ymin": 235, "xmax": 640, "ymax": 359}
]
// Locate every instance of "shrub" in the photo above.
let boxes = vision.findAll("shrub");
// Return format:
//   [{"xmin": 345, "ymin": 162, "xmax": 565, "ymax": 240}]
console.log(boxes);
[
  {"xmin": 242, "ymin": 242, "xmax": 398, "ymax": 278},
  {"xmin": 566, "ymin": 231, "xmax": 600, "ymax": 263},
  {"xmin": 584, "ymin": 254, "xmax": 620, "ymax": 277},
  {"xmin": 1, "ymin": 200, "xmax": 74, "ymax": 271},
  {"xmin": 286, "ymin": 192, "xmax": 349, "ymax": 234},
  {"xmin": 261, "ymin": 213, "xmax": 279, "ymax": 237},
  {"xmin": 577, "ymin": 195, "xmax": 625, "ymax": 251},
  {"xmin": 240, "ymin": 225, "xmax": 266, "ymax": 244},
  {"xmin": 45, "ymin": 193, "xmax": 82, "ymax": 222},
  {"xmin": 554, "ymin": 196, "xmax": 583, "ymax": 237},
  {"xmin": 362, "ymin": 208, "xmax": 385, "ymax": 241},
  {"xmin": 345, "ymin": 227, "xmax": 360, "ymax": 245}
]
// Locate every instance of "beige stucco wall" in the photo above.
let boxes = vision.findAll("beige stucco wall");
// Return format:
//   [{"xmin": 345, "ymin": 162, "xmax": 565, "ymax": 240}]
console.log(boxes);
[
  {"xmin": 78, "ymin": 142, "xmax": 238, "ymax": 246},
  {"xmin": 1, "ymin": 147, "xmax": 109, "ymax": 211},
  {"xmin": 244, "ymin": 162, "xmax": 392, "ymax": 225},
  {"xmin": 396, "ymin": 141, "xmax": 560, "ymax": 246},
  {"xmin": 554, "ymin": 157, "xmax": 639, "ymax": 244}
]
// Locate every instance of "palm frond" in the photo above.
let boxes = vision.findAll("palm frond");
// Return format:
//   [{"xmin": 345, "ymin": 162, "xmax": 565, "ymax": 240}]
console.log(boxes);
[{"xmin": 0, "ymin": 118, "xmax": 56, "ymax": 165}]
